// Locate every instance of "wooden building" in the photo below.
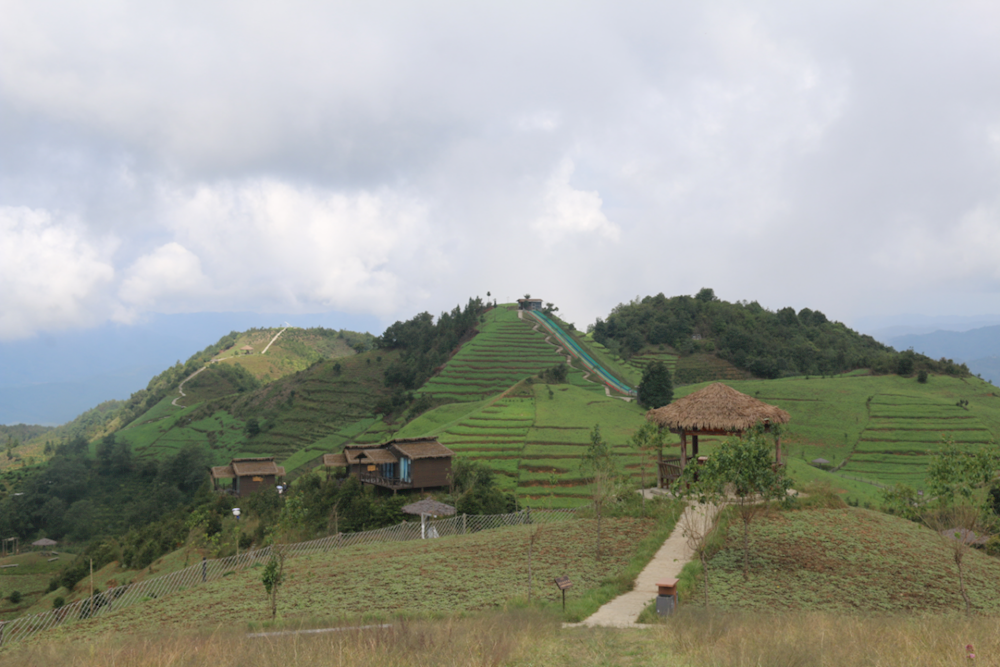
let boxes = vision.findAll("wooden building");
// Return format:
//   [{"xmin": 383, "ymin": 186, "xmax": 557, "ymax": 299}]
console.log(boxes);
[
  {"xmin": 323, "ymin": 437, "xmax": 454, "ymax": 492},
  {"xmin": 645, "ymin": 383, "xmax": 790, "ymax": 489},
  {"xmin": 210, "ymin": 457, "xmax": 286, "ymax": 497},
  {"xmin": 517, "ymin": 298, "xmax": 543, "ymax": 311}
]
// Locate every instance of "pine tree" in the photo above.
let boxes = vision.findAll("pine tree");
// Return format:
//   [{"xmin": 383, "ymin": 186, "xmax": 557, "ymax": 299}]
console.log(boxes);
[{"xmin": 637, "ymin": 361, "xmax": 673, "ymax": 408}]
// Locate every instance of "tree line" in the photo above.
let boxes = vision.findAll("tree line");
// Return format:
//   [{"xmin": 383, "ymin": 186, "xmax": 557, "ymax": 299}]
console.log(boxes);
[{"xmin": 591, "ymin": 289, "xmax": 969, "ymax": 380}]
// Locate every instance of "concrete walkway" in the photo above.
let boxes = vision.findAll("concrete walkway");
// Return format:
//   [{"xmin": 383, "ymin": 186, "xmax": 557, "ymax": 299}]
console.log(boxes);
[{"xmin": 566, "ymin": 502, "xmax": 718, "ymax": 628}]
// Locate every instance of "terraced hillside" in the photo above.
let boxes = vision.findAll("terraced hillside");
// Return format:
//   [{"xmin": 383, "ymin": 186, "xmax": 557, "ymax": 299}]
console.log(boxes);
[
  {"xmin": 666, "ymin": 373, "xmax": 1000, "ymax": 492},
  {"xmin": 840, "ymin": 393, "xmax": 995, "ymax": 487},
  {"xmin": 417, "ymin": 307, "xmax": 603, "ymax": 401},
  {"xmin": 114, "ymin": 350, "xmax": 396, "ymax": 468},
  {"xmin": 390, "ymin": 383, "xmax": 650, "ymax": 507}
]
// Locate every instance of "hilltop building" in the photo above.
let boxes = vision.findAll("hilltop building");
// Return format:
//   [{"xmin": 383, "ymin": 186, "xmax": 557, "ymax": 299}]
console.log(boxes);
[
  {"xmin": 323, "ymin": 437, "xmax": 454, "ymax": 492},
  {"xmin": 210, "ymin": 457, "xmax": 286, "ymax": 497},
  {"xmin": 517, "ymin": 298, "xmax": 543, "ymax": 311}
]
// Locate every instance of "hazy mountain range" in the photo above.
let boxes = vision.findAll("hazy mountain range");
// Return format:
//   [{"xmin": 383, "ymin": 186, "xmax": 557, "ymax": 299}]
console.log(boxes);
[{"xmin": 886, "ymin": 326, "xmax": 1000, "ymax": 385}]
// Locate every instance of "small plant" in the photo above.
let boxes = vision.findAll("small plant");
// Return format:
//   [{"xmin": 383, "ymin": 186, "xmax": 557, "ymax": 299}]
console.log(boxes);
[
  {"xmin": 52, "ymin": 596, "xmax": 65, "ymax": 609},
  {"xmin": 918, "ymin": 370, "xmax": 929, "ymax": 383},
  {"xmin": 7, "ymin": 590, "xmax": 22, "ymax": 604}
]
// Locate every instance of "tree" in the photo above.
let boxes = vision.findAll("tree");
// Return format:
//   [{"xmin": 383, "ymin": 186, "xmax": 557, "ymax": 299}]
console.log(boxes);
[
  {"xmin": 628, "ymin": 422, "xmax": 664, "ymax": 515},
  {"xmin": 923, "ymin": 442, "xmax": 1000, "ymax": 614},
  {"xmin": 583, "ymin": 425, "xmax": 621, "ymax": 561},
  {"xmin": 261, "ymin": 548, "xmax": 285, "ymax": 619},
  {"xmin": 637, "ymin": 361, "xmax": 673, "ymax": 409},
  {"xmin": 684, "ymin": 425, "xmax": 791, "ymax": 580}
]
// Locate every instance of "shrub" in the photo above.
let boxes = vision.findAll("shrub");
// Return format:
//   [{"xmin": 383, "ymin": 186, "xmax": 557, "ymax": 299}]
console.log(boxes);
[
  {"xmin": 8, "ymin": 590, "xmax": 22, "ymax": 604},
  {"xmin": 917, "ymin": 370, "xmax": 928, "ymax": 383},
  {"xmin": 52, "ymin": 596, "xmax": 65, "ymax": 609}
]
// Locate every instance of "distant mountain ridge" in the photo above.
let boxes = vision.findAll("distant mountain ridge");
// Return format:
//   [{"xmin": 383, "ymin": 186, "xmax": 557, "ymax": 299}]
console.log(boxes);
[
  {"xmin": 0, "ymin": 311, "xmax": 382, "ymax": 425},
  {"xmin": 889, "ymin": 324, "xmax": 1000, "ymax": 384}
]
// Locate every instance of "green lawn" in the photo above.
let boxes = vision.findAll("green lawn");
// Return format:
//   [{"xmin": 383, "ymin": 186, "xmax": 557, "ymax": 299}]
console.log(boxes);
[{"xmin": 683, "ymin": 507, "xmax": 1000, "ymax": 613}]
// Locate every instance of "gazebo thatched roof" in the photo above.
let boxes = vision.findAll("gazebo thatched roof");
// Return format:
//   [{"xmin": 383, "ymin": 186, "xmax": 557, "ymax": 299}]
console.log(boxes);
[
  {"xmin": 401, "ymin": 499, "xmax": 456, "ymax": 517},
  {"xmin": 645, "ymin": 382, "xmax": 790, "ymax": 433}
]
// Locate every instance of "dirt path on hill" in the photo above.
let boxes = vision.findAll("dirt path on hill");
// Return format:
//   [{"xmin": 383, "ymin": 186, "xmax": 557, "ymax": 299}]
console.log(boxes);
[
  {"xmin": 172, "ymin": 366, "xmax": 208, "ymax": 408},
  {"xmin": 566, "ymin": 502, "xmax": 719, "ymax": 628},
  {"xmin": 260, "ymin": 326, "xmax": 288, "ymax": 354}
]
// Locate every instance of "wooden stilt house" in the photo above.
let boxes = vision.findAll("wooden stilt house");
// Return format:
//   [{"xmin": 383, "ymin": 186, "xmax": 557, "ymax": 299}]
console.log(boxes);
[
  {"xmin": 323, "ymin": 437, "xmax": 454, "ymax": 492},
  {"xmin": 645, "ymin": 383, "xmax": 790, "ymax": 489},
  {"xmin": 210, "ymin": 457, "xmax": 286, "ymax": 497}
]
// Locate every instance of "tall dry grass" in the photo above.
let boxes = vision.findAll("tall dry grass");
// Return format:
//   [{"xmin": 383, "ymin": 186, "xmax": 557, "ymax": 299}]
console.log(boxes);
[
  {"xmin": 8, "ymin": 609, "xmax": 1000, "ymax": 666},
  {"xmin": 661, "ymin": 607, "xmax": 1000, "ymax": 666},
  {"xmin": 7, "ymin": 612, "xmax": 554, "ymax": 667}
]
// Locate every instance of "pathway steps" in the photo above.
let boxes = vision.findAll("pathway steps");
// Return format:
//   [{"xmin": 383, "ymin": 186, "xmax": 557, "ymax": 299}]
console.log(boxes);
[{"xmin": 566, "ymin": 502, "xmax": 718, "ymax": 629}]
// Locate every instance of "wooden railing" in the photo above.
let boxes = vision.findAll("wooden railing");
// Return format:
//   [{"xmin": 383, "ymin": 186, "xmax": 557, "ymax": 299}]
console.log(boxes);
[
  {"xmin": 359, "ymin": 473, "xmax": 413, "ymax": 490},
  {"xmin": 658, "ymin": 457, "xmax": 683, "ymax": 488}
]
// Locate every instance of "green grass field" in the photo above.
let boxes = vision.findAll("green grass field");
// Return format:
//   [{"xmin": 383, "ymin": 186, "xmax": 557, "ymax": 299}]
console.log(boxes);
[
  {"xmin": 671, "ymin": 373, "xmax": 1000, "ymax": 491},
  {"xmin": 681, "ymin": 506, "xmax": 1000, "ymax": 614},
  {"xmin": 39, "ymin": 516, "xmax": 663, "ymax": 640}
]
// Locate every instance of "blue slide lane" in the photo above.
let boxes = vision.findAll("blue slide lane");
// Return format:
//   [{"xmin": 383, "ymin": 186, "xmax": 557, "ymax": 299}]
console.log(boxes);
[{"xmin": 528, "ymin": 311, "xmax": 635, "ymax": 396}]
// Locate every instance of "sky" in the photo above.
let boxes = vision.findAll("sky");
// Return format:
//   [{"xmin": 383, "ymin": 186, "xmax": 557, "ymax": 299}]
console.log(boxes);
[{"xmin": 3, "ymin": 0, "xmax": 1000, "ymax": 342}]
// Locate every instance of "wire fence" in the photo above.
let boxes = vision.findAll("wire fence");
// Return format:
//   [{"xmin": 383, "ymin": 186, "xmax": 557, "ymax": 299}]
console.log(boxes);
[{"xmin": 0, "ymin": 507, "xmax": 579, "ymax": 646}]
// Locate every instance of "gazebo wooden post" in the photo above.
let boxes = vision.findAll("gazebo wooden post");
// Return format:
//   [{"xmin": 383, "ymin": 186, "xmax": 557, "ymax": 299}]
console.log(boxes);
[
  {"xmin": 692, "ymin": 434, "xmax": 699, "ymax": 459},
  {"xmin": 775, "ymin": 435, "xmax": 782, "ymax": 466},
  {"xmin": 657, "ymin": 447, "xmax": 663, "ymax": 488},
  {"xmin": 680, "ymin": 432, "xmax": 688, "ymax": 469}
]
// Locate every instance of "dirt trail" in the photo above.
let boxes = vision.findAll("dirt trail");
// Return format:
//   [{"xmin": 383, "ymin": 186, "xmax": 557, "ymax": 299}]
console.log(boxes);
[
  {"xmin": 172, "ymin": 366, "xmax": 208, "ymax": 408},
  {"xmin": 260, "ymin": 327, "xmax": 288, "ymax": 355},
  {"xmin": 566, "ymin": 502, "xmax": 719, "ymax": 628}
]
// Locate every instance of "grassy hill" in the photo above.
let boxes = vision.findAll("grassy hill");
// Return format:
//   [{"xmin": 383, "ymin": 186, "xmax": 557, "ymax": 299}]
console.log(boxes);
[
  {"xmin": 32, "ymin": 513, "xmax": 672, "ymax": 640},
  {"xmin": 112, "ymin": 348, "xmax": 395, "ymax": 469},
  {"xmin": 662, "ymin": 373, "xmax": 1000, "ymax": 493},
  {"xmin": 674, "ymin": 503, "xmax": 1000, "ymax": 614}
]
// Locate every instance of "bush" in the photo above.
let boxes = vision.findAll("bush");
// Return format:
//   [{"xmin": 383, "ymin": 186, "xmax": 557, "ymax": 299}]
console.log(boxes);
[
  {"xmin": 52, "ymin": 596, "xmax": 65, "ymax": 609},
  {"xmin": 917, "ymin": 370, "xmax": 928, "ymax": 383},
  {"xmin": 7, "ymin": 590, "xmax": 21, "ymax": 604}
]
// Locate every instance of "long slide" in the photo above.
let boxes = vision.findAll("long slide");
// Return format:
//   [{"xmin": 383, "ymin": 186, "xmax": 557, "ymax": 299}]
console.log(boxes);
[{"xmin": 526, "ymin": 310, "xmax": 636, "ymax": 396}]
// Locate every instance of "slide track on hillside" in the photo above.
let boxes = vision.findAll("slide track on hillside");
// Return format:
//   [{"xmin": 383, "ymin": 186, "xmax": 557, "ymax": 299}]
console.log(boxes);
[{"xmin": 524, "ymin": 310, "xmax": 636, "ymax": 397}]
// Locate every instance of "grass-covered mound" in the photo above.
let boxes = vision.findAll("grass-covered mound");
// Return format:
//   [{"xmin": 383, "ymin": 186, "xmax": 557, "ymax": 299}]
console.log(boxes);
[
  {"xmin": 36, "ymin": 510, "xmax": 680, "ymax": 640},
  {"xmin": 686, "ymin": 505, "xmax": 1000, "ymax": 614}
]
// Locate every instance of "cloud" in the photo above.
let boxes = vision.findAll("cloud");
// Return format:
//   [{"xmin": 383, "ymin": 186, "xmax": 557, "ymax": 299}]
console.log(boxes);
[
  {"xmin": 2, "ymin": 2, "xmax": 1000, "ymax": 335},
  {"xmin": 158, "ymin": 179, "xmax": 433, "ymax": 316},
  {"xmin": 0, "ymin": 206, "xmax": 115, "ymax": 339},
  {"xmin": 117, "ymin": 242, "xmax": 209, "ymax": 318},
  {"xmin": 531, "ymin": 160, "xmax": 620, "ymax": 246}
]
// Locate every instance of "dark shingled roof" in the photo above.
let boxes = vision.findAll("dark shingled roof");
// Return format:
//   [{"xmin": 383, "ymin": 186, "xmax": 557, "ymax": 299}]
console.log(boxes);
[
  {"xmin": 390, "ymin": 438, "xmax": 454, "ymax": 460},
  {"xmin": 210, "ymin": 465, "xmax": 235, "ymax": 479},
  {"xmin": 401, "ymin": 499, "xmax": 456, "ymax": 517},
  {"xmin": 323, "ymin": 453, "xmax": 348, "ymax": 467},
  {"xmin": 358, "ymin": 449, "xmax": 399, "ymax": 465}
]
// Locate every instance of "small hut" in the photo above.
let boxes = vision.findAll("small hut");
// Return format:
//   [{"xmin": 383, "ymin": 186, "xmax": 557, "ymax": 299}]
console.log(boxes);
[
  {"xmin": 240, "ymin": 345, "xmax": 254, "ymax": 355},
  {"xmin": 210, "ymin": 457, "xmax": 286, "ymax": 497},
  {"xmin": 323, "ymin": 437, "xmax": 454, "ymax": 492},
  {"xmin": 31, "ymin": 538, "xmax": 57, "ymax": 550},
  {"xmin": 402, "ymin": 498, "xmax": 456, "ymax": 539},
  {"xmin": 645, "ymin": 383, "xmax": 790, "ymax": 488}
]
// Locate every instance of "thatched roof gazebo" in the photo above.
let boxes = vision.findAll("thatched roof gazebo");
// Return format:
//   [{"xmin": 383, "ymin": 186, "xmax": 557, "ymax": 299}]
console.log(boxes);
[{"xmin": 645, "ymin": 383, "xmax": 790, "ymax": 488}]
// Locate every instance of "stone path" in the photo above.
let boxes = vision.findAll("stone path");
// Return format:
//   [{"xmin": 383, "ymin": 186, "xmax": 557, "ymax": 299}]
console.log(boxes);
[{"xmin": 566, "ymin": 502, "xmax": 718, "ymax": 628}]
